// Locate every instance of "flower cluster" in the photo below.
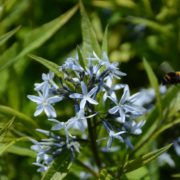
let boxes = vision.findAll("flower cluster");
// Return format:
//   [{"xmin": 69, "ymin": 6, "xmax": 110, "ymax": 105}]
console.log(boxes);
[{"xmin": 28, "ymin": 51, "xmax": 146, "ymax": 171}]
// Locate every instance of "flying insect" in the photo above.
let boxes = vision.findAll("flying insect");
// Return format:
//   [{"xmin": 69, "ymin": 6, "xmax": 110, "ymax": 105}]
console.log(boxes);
[{"xmin": 162, "ymin": 72, "xmax": 180, "ymax": 85}]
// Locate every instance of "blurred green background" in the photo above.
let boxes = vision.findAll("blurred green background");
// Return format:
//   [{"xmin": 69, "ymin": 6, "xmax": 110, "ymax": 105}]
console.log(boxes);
[{"xmin": 0, "ymin": 0, "xmax": 179, "ymax": 179}]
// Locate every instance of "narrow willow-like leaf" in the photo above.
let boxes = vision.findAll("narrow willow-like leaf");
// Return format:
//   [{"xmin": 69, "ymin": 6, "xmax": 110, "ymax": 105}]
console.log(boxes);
[
  {"xmin": 123, "ymin": 144, "xmax": 172, "ymax": 173},
  {"xmin": 125, "ymin": 167, "xmax": 149, "ymax": 180},
  {"xmin": 134, "ymin": 86, "xmax": 179, "ymax": 154},
  {"xmin": 28, "ymin": 54, "xmax": 63, "ymax": 78},
  {"xmin": 102, "ymin": 25, "xmax": 109, "ymax": 54},
  {"xmin": 0, "ymin": 137, "xmax": 28, "ymax": 155},
  {"xmin": 171, "ymin": 174, "xmax": 180, "ymax": 178},
  {"xmin": 0, "ymin": 117, "xmax": 14, "ymax": 135},
  {"xmin": 0, "ymin": 105, "xmax": 37, "ymax": 128},
  {"xmin": 150, "ymin": 118, "xmax": 180, "ymax": 140},
  {"xmin": 0, "ymin": 43, "xmax": 18, "ymax": 69},
  {"xmin": 77, "ymin": 46, "xmax": 86, "ymax": 69},
  {"xmin": 7, "ymin": 67, "xmax": 21, "ymax": 109},
  {"xmin": 80, "ymin": 1, "xmax": 101, "ymax": 57},
  {"xmin": 143, "ymin": 58, "xmax": 162, "ymax": 117},
  {"xmin": 5, "ymin": 145, "xmax": 36, "ymax": 158},
  {"xmin": 127, "ymin": 17, "xmax": 172, "ymax": 36},
  {"xmin": 22, "ymin": 5, "xmax": 78, "ymax": 55},
  {"xmin": 0, "ymin": 5, "xmax": 78, "ymax": 71},
  {"xmin": 42, "ymin": 150, "xmax": 72, "ymax": 180},
  {"xmin": 0, "ymin": 26, "xmax": 20, "ymax": 46}
]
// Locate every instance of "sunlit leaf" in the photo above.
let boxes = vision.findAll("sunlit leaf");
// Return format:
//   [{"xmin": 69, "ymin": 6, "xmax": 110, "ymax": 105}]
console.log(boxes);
[
  {"xmin": 0, "ymin": 5, "xmax": 78, "ymax": 71},
  {"xmin": 0, "ymin": 137, "xmax": 28, "ymax": 155},
  {"xmin": 80, "ymin": 1, "xmax": 101, "ymax": 57},
  {"xmin": 0, "ymin": 117, "xmax": 14, "ymax": 136},
  {"xmin": 123, "ymin": 144, "xmax": 172, "ymax": 173},
  {"xmin": 0, "ymin": 26, "xmax": 20, "ymax": 46},
  {"xmin": 6, "ymin": 145, "xmax": 36, "ymax": 158},
  {"xmin": 134, "ymin": 86, "xmax": 179, "ymax": 154},
  {"xmin": 28, "ymin": 54, "xmax": 63, "ymax": 78},
  {"xmin": 0, "ymin": 105, "xmax": 37, "ymax": 128},
  {"xmin": 42, "ymin": 150, "xmax": 72, "ymax": 180},
  {"xmin": 102, "ymin": 25, "xmax": 109, "ymax": 54}
]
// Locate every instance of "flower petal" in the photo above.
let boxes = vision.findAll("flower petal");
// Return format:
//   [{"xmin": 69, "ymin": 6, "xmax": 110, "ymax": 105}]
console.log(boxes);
[
  {"xmin": 108, "ymin": 106, "xmax": 119, "ymax": 114},
  {"xmin": 27, "ymin": 95, "xmax": 42, "ymax": 104},
  {"xmin": 34, "ymin": 104, "xmax": 43, "ymax": 116},
  {"xmin": 69, "ymin": 93, "xmax": 83, "ymax": 99}
]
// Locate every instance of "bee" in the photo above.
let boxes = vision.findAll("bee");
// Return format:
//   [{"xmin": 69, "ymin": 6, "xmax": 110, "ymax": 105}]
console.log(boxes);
[{"xmin": 162, "ymin": 72, "xmax": 180, "ymax": 85}]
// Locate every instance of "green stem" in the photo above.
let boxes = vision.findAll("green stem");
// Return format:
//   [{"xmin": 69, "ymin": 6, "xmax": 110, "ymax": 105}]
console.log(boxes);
[
  {"xmin": 75, "ymin": 159, "xmax": 98, "ymax": 178},
  {"xmin": 87, "ymin": 118, "xmax": 101, "ymax": 168}
]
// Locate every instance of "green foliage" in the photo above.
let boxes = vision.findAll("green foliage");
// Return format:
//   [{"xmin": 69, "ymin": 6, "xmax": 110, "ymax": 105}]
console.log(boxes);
[
  {"xmin": 0, "ymin": 0, "xmax": 179, "ymax": 179},
  {"xmin": 42, "ymin": 150, "xmax": 72, "ymax": 180}
]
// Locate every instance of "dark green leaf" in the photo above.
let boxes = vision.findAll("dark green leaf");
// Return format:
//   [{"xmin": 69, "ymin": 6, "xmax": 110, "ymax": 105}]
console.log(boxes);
[
  {"xmin": 0, "ymin": 26, "xmax": 21, "ymax": 46},
  {"xmin": 0, "ymin": 105, "xmax": 37, "ymax": 128},
  {"xmin": 0, "ymin": 137, "xmax": 29, "ymax": 155},
  {"xmin": 80, "ymin": 1, "xmax": 101, "ymax": 57},
  {"xmin": 123, "ymin": 144, "xmax": 172, "ymax": 173},
  {"xmin": 143, "ymin": 58, "xmax": 162, "ymax": 117},
  {"xmin": 28, "ymin": 54, "xmax": 63, "ymax": 78},
  {"xmin": 102, "ymin": 25, "xmax": 109, "ymax": 54},
  {"xmin": 77, "ymin": 46, "xmax": 86, "ymax": 70},
  {"xmin": 0, "ymin": 5, "xmax": 78, "ymax": 71},
  {"xmin": 134, "ymin": 86, "xmax": 179, "ymax": 154},
  {"xmin": 42, "ymin": 150, "xmax": 72, "ymax": 180},
  {"xmin": 0, "ymin": 117, "xmax": 14, "ymax": 136}
]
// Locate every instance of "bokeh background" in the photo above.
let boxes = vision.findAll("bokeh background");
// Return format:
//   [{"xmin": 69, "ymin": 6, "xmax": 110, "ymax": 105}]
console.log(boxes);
[{"xmin": 0, "ymin": 0, "xmax": 179, "ymax": 179}]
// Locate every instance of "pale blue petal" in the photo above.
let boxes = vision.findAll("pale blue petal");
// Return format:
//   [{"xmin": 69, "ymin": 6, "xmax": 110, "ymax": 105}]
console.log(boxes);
[
  {"xmin": 119, "ymin": 108, "xmax": 125, "ymax": 123},
  {"xmin": 27, "ymin": 95, "xmax": 42, "ymax": 104},
  {"xmin": 81, "ymin": 81, "xmax": 87, "ymax": 95},
  {"xmin": 128, "ymin": 92, "xmax": 141, "ymax": 103},
  {"xmin": 80, "ymin": 99, "xmax": 86, "ymax": 109},
  {"xmin": 88, "ymin": 86, "xmax": 98, "ymax": 97},
  {"xmin": 86, "ymin": 97, "xmax": 98, "ymax": 105},
  {"xmin": 69, "ymin": 93, "xmax": 83, "ymax": 99},
  {"xmin": 108, "ymin": 106, "xmax": 119, "ymax": 114},
  {"xmin": 34, "ymin": 104, "xmax": 43, "ymax": 116},
  {"xmin": 42, "ymin": 83, "xmax": 49, "ymax": 98},
  {"xmin": 107, "ymin": 137, "xmax": 113, "ymax": 148},
  {"xmin": 120, "ymin": 86, "xmax": 129, "ymax": 104},
  {"xmin": 77, "ymin": 120, "xmax": 85, "ymax": 131},
  {"xmin": 48, "ymin": 96, "xmax": 63, "ymax": 104},
  {"xmin": 44, "ymin": 105, "xmax": 56, "ymax": 117}
]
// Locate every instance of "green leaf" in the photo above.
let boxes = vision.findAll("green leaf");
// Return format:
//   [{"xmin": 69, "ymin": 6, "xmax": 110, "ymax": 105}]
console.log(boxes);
[
  {"xmin": 171, "ymin": 174, "xmax": 180, "ymax": 178},
  {"xmin": 0, "ymin": 5, "xmax": 78, "ymax": 71},
  {"xmin": 0, "ymin": 105, "xmax": 37, "ymax": 128},
  {"xmin": 0, "ymin": 137, "xmax": 28, "ymax": 155},
  {"xmin": 143, "ymin": 58, "xmax": 162, "ymax": 117},
  {"xmin": 5, "ymin": 145, "xmax": 36, "ymax": 158},
  {"xmin": 7, "ymin": 67, "xmax": 21, "ymax": 109},
  {"xmin": 80, "ymin": 1, "xmax": 101, "ymax": 57},
  {"xmin": 125, "ymin": 167, "xmax": 150, "ymax": 180},
  {"xmin": 0, "ymin": 117, "xmax": 14, "ymax": 136},
  {"xmin": 77, "ymin": 46, "xmax": 86, "ymax": 69},
  {"xmin": 134, "ymin": 86, "xmax": 179, "ymax": 155},
  {"xmin": 0, "ymin": 43, "xmax": 18, "ymax": 70},
  {"xmin": 127, "ymin": 17, "xmax": 172, "ymax": 36},
  {"xmin": 42, "ymin": 150, "xmax": 72, "ymax": 180},
  {"xmin": 22, "ymin": 5, "xmax": 78, "ymax": 55},
  {"xmin": 123, "ymin": 144, "xmax": 172, "ymax": 173},
  {"xmin": 0, "ymin": 26, "xmax": 21, "ymax": 46},
  {"xmin": 98, "ymin": 169, "xmax": 114, "ymax": 180},
  {"xmin": 28, "ymin": 54, "xmax": 63, "ymax": 78},
  {"xmin": 102, "ymin": 25, "xmax": 109, "ymax": 54}
]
